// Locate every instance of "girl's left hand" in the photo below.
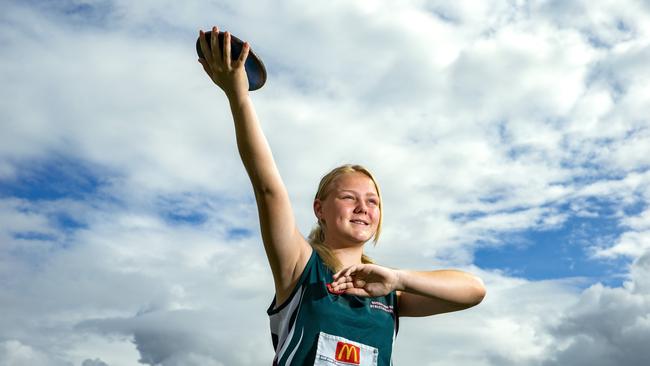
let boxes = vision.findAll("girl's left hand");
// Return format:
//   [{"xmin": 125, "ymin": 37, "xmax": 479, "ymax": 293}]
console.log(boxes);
[{"xmin": 332, "ymin": 264, "xmax": 401, "ymax": 297}]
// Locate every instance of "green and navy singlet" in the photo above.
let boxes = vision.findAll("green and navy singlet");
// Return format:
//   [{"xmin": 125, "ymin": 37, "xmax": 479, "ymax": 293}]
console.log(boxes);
[{"xmin": 267, "ymin": 249, "xmax": 399, "ymax": 365}]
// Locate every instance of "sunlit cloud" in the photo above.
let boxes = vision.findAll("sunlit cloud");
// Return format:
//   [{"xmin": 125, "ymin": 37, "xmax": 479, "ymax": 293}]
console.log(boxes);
[{"xmin": 1, "ymin": 0, "xmax": 649, "ymax": 365}]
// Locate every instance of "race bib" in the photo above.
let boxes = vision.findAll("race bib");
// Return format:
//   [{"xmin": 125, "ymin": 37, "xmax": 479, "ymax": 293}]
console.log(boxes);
[{"xmin": 314, "ymin": 332, "xmax": 378, "ymax": 366}]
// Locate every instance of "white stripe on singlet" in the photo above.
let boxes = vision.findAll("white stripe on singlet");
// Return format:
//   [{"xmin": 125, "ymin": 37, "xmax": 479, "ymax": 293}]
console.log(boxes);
[
  {"xmin": 285, "ymin": 327, "xmax": 304, "ymax": 365},
  {"xmin": 270, "ymin": 285, "xmax": 307, "ymax": 362}
]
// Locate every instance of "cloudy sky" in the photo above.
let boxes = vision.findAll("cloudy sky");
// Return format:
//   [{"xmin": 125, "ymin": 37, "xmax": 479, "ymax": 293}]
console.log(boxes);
[{"xmin": 1, "ymin": 0, "xmax": 649, "ymax": 365}]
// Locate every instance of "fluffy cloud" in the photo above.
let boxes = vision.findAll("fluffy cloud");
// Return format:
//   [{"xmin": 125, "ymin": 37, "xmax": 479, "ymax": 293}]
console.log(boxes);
[
  {"xmin": 82, "ymin": 359, "xmax": 109, "ymax": 366},
  {"xmin": 542, "ymin": 251, "xmax": 650, "ymax": 366},
  {"xmin": 1, "ymin": 0, "xmax": 649, "ymax": 365},
  {"xmin": 0, "ymin": 340, "xmax": 69, "ymax": 366}
]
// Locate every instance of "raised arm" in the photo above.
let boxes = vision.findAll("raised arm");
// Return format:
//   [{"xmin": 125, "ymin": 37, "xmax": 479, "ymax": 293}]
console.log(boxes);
[{"xmin": 198, "ymin": 27, "xmax": 312, "ymax": 303}]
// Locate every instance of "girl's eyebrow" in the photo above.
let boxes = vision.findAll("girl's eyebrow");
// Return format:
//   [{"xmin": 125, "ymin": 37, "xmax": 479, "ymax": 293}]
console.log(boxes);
[{"xmin": 338, "ymin": 189, "xmax": 378, "ymax": 197}]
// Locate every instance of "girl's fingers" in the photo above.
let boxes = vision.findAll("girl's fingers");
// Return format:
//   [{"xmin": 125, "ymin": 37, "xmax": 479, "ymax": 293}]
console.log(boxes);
[
  {"xmin": 334, "ymin": 266, "xmax": 351, "ymax": 279},
  {"xmin": 340, "ymin": 266, "xmax": 353, "ymax": 278},
  {"xmin": 237, "ymin": 42, "xmax": 250, "ymax": 66},
  {"xmin": 224, "ymin": 31, "xmax": 232, "ymax": 67},
  {"xmin": 344, "ymin": 265, "xmax": 360, "ymax": 278},
  {"xmin": 198, "ymin": 30, "xmax": 212, "ymax": 64},
  {"xmin": 332, "ymin": 264, "xmax": 368, "ymax": 286},
  {"xmin": 332, "ymin": 274, "xmax": 360, "ymax": 288},
  {"xmin": 211, "ymin": 26, "xmax": 222, "ymax": 62}
]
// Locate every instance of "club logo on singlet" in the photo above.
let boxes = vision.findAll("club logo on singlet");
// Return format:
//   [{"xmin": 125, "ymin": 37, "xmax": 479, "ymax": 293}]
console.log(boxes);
[
  {"xmin": 335, "ymin": 341, "xmax": 360, "ymax": 364},
  {"xmin": 369, "ymin": 301, "xmax": 394, "ymax": 314}
]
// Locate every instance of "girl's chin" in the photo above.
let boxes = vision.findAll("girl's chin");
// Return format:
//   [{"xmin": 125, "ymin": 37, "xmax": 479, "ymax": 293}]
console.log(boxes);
[
  {"xmin": 345, "ymin": 233, "xmax": 374, "ymax": 244},
  {"xmin": 327, "ymin": 227, "xmax": 376, "ymax": 245},
  {"xmin": 327, "ymin": 235, "xmax": 373, "ymax": 247}
]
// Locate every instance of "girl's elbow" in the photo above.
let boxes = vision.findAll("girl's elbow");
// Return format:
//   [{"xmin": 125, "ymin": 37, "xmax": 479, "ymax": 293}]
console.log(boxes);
[{"xmin": 471, "ymin": 277, "xmax": 487, "ymax": 305}]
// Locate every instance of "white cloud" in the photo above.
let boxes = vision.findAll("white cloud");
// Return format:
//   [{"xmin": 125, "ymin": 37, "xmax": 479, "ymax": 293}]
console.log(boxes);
[
  {"xmin": 596, "ymin": 201, "xmax": 650, "ymax": 258},
  {"xmin": 0, "ymin": 340, "xmax": 69, "ymax": 366},
  {"xmin": 81, "ymin": 359, "xmax": 109, "ymax": 366},
  {"xmin": 1, "ymin": 0, "xmax": 649, "ymax": 365},
  {"xmin": 542, "ymin": 251, "xmax": 650, "ymax": 366}
]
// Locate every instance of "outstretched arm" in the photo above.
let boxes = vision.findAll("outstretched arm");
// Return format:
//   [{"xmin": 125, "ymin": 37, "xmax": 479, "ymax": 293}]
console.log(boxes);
[
  {"xmin": 331, "ymin": 264, "xmax": 486, "ymax": 317},
  {"xmin": 394, "ymin": 269, "xmax": 486, "ymax": 316},
  {"xmin": 198, "ymin": 27, "xmax": 311, "ymax": 303}
]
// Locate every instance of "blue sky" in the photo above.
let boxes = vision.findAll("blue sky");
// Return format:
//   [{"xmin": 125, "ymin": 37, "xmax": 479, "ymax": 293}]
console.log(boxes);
[
  {"xmin": 1, "ymin": 1, "xmax": 650, "ymax": 365},
  {"xmin": 2, "ymin": 154, "xmax": 630, "ymax": 284}
]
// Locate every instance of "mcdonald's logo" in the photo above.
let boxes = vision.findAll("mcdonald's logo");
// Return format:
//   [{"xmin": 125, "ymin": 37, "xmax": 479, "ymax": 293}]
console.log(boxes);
[{"xmin": 335, "ymin": 341, "xmax": 360, "ymax": 364}]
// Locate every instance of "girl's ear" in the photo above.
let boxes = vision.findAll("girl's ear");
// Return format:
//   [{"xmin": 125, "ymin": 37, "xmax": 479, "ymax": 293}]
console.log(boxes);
[{"xmin": 313, "ymin": 199, "xmax": 323, "ymax": 220}]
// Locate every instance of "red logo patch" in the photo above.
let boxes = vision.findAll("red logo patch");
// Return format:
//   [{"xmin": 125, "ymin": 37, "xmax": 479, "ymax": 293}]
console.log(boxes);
[{"xmin": 335, "ymin": 341, "xmax": 360, "ymax": 364}]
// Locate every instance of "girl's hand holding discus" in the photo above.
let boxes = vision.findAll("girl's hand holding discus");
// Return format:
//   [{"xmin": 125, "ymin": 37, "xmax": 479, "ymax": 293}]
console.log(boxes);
[{"xmin": 198, "ymin": 26, "xmax": 250, "ymax": 100}]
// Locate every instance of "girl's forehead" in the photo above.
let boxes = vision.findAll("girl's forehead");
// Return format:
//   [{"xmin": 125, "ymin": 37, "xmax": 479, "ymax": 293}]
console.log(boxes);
[{"xmin": 332, "ymin": 172, "xmax": 378, "ymax": 193}]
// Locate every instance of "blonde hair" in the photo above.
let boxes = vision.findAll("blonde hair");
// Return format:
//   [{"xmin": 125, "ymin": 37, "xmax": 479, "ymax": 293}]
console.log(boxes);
[{"xmin": 307, "ymin": 164, "xmax": 383, "ymax": 271}]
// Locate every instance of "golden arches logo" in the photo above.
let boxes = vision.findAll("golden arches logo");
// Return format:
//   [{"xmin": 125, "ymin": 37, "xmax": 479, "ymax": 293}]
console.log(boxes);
[{"xmin": 335, "ymin": 341, "xmax": 360, "ymax": 364}]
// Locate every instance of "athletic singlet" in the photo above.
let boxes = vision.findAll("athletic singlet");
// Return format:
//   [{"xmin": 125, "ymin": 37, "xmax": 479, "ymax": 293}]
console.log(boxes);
[{"xmin": 267, "ymin": 250, "xmax": 399, "ymax": 365}]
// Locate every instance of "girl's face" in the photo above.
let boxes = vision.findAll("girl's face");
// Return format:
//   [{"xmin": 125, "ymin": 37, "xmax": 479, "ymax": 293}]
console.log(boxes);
[{"xmin": 314, "ymin": 172, "xmax": 380, "ymax": 247}]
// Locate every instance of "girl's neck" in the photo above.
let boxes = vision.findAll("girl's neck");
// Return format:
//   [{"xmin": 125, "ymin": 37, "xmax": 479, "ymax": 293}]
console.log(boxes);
[{"xmin": 328, "ymin": 245, "xmax": 364, "ymax": 269}]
